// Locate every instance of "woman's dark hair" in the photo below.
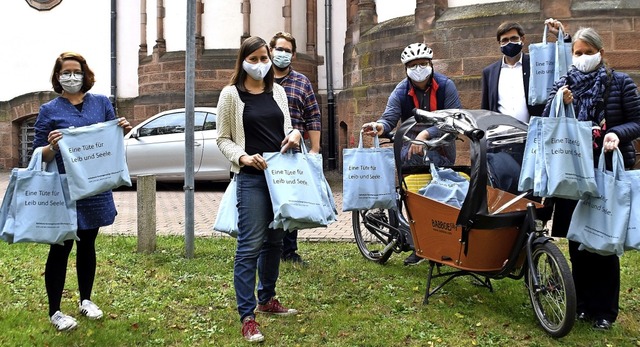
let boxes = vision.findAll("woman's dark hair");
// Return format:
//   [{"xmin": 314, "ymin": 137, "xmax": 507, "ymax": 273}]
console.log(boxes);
[
  {"xmin": 50, "ymin": 52, "xmax": 95, "ymax": 94},
  {"xmin": 230, "ymin": 36, "xmax": 274, "ymax": 93},
  {"xmin": 496, "ymin": 22, "xmax": 525, "ymax": 42}
]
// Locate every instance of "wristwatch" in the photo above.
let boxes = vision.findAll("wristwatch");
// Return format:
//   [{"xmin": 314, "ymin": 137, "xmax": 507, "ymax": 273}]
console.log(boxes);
[{"xmin": 49, "ymin": 144, "xmax": 59, "ymax": 153}]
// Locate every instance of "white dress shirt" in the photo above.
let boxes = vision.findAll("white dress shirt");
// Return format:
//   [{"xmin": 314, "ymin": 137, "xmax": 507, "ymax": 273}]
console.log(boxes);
[{"xmin": 497, "ymin": 55, "xmax": 530, "ymax": 123}]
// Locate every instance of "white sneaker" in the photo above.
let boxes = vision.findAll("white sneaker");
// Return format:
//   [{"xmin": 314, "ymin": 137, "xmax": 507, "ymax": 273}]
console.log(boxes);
[
  {"xmin": 50, "ymin": 311, "xmax": 78, "ymax": 331},
  {"xmin": 79, "ymin": 300, "xmax": 103, "ymax": 320}
]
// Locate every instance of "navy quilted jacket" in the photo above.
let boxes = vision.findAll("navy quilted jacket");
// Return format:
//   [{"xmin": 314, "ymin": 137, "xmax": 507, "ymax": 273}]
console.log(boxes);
[{"xmin": 542, "ymin": 69, "xmax": 640, "ymax": 168}]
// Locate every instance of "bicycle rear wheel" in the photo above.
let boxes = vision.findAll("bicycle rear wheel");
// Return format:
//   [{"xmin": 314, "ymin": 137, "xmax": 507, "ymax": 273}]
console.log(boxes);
[
  {"xmin": 526, "ymin": 241, "xmax": 576, "ymax": 338},
  {"xmin": 352, "ymin": 209, "xmax": 397, "ymax": 264}
]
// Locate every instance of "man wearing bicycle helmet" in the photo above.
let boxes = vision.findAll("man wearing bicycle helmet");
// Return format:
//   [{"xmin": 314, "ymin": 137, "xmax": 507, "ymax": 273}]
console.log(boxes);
[{"xmin": 362, "ymin": 42, "xmax": 462, "ymax": 265}]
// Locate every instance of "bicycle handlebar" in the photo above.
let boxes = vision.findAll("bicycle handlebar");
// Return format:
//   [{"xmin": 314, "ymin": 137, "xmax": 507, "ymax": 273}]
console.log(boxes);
[
  {"xmin": 407, "ymin": 133, "xmax": 456, "ymax": 150},
  {"xmin": 412, "ymin": 108, "xmax": 485, "ymax": 141}
]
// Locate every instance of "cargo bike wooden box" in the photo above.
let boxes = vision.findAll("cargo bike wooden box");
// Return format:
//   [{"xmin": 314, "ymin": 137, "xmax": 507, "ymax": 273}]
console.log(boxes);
[{"xmin": 353, "ymin": 109, "xmax": 577, "ymax": 338}]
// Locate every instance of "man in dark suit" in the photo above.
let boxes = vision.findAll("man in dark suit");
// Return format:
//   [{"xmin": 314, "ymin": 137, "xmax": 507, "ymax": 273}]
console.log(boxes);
[{"xmin": 481, "ymin": 19, "xmax": 568, "ymax": 123}]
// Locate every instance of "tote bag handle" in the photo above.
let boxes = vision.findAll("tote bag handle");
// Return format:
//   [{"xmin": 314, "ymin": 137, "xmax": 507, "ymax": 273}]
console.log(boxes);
[
  {"xmin": 551, "ymin": 89, "xmax": 577, "ymax": 119},
  {"xmin": 598, "ymin": 148, "xmax": 625, "ymax": 179},
  {"xmin": 357, "ymin": 130, "xmax": 381, "ymax": 149}
]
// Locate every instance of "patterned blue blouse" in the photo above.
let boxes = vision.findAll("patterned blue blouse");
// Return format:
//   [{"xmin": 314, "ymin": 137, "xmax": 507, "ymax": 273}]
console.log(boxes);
[{"xmin": 33, "ymin": 93, "xmax": 118, "ymax": 230}]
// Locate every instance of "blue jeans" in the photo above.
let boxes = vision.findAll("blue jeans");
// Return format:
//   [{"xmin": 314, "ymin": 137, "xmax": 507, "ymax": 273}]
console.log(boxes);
[{"xmin": 234, "ymin": 172, "xmax": 286, "ymax": 322}]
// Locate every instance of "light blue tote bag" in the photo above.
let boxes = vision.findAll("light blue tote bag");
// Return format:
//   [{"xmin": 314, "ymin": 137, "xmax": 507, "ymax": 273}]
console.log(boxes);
[
  {"xmin": 212, "ymin": 176, "xmax": 238, "ymax": 238},
  {"xmin": 342, "ymin": 132, "xmax": 395, "ymax": 211},
  {"xmin": 0, "ymin": 169, "xmax": 18, "ymax": 243},
  {"xmin": 58, "ymin": 119, "xmax": 132, "ymax": 201},
  {"xmin": 622, "ymin": 169, "xmax": 640, "ymax": 251},
  {"xmin": 419, "ymin": 162, "xmax": 469, "ymax": 208},
  {"xmin": 0, "ymin": 147, "xmax": 78, "ymax": 245},
  {"xmin": 554, "ymin": 27, "xmax": 572, "ymax": 80},
  {"xmin": 264, "ymin": 143, "xmax": 337, "ymax": 231},
  {"xmin": 533, "ymin": 122, "xmax": 549, "ymax": 198},
  {"xmin": 541, "ymin": 90, "xmax": 598, "ymax": 199},
  {"xmin": 517, "ymin": 116, "xmax": 549, "ymax": 196},
  {"xmin": 518, "ymin": 116, "xmax": 541, "ymax": 191},
  {"xmin": 528, "ymin": 26, "xmax": 572, "ymax": 105},
  {"xmin": 567, "ymin": 149, "xmax": 631, "ymax": 256}
]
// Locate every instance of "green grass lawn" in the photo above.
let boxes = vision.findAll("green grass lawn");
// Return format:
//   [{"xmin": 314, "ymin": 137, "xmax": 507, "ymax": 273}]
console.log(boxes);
[{"xmin": 1, "ymin": 236, "xmax": 639, "ymax": 346}]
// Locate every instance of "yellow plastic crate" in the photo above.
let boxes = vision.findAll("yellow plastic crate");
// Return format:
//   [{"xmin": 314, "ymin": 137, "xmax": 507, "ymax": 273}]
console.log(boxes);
[
  {"xmin": 404, "ymin": 171, "xmax": 470, "ymax": 194},
  {"xmin": 404, "ymin": 174, "xmax": 432, "ymax": 193}
]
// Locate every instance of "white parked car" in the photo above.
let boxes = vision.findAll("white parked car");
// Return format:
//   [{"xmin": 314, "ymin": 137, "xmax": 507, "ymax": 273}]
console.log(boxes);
[{"xmin": 124, "ymin": 107, "xmax": 231, "ymax": 182}]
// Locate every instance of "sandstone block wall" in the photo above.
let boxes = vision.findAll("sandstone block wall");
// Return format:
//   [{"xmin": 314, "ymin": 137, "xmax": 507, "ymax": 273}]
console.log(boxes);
[{"xmin": 336, "ymin": 0, "xmax": 640, "ymax": 170}]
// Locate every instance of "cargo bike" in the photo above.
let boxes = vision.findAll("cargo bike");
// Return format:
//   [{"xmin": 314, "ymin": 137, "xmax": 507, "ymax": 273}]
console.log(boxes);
[{"xmin": 352, "ymin": 109, "xmax": 576, "ymax": 337}]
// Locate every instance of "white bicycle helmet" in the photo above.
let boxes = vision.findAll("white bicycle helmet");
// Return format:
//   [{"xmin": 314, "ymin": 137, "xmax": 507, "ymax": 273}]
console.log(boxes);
[{"xmin": 400, "ymin": 43, "xmax": 433, "ymax": 64}]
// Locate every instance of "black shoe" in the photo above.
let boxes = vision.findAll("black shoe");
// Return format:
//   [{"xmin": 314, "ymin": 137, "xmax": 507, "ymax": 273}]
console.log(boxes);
[
  {"xmin": 403, "ymin": 252, "xmax": 425, "ymax": 266},
  {"xmin": 576, "ymin": 311, "xmax": 590, "ymax": 321},
  {"xmin": 593, "ymin": 319, "xmax": 612, "ymax": 330},
  {"xmin": 282, "ymin": 252, "xmax": 306, "ymax": 266}
]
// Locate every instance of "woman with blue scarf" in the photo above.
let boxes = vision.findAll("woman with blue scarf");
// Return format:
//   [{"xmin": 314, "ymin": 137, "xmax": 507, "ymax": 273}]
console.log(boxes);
[{"xmin": 542, "ymin": 28, "xmax": 640, "ymax": 330}]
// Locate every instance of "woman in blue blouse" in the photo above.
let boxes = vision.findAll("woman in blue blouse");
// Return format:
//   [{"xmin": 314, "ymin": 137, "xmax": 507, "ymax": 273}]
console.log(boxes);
[{"xmin": 33, "ymin": 52, "xmax": 131, "ymax": 331}]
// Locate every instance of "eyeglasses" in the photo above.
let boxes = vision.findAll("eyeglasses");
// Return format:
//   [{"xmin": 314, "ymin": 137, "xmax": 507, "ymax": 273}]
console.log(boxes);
[
  {"xmin": 500, "ymin": 35, "xmax": 522, "ymax": 45},
  {"xmin": 407, "ymin": 62, "xmax": 430, "ymax": 70},
  {"xmin": 59, "ymin": 71, "xmax": 84, "ymax": 80},
  {"xmin": 274, "ymin": 47, "xmax": 293, "ymax": 54}
]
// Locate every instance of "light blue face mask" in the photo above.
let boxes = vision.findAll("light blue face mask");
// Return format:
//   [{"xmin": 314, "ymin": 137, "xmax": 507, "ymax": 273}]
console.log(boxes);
[{"xmin": 272, "ymin": 50, "xmax": 293, "ymax": 69}]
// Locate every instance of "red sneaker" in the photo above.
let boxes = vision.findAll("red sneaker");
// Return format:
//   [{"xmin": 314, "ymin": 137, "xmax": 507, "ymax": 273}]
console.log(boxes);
[
  {"xmin": 241, "ymin": 316, "xmax": 264, "ymax": 343},
  {"xmin": 256, "ymin": 298, "xmax": 298, "ymax": 316}
]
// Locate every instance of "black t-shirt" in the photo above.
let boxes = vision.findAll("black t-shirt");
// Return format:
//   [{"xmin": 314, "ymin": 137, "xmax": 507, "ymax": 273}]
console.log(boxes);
[{"xmin": 238, "ymin": 90, "xmax": 285, "ymax": 175}]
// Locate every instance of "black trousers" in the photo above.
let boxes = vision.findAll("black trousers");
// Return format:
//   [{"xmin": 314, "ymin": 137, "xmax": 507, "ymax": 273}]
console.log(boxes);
[
  {"xmin": 282, "ymin": 230, "xmax": 298, "ymax": 256},
  {"xmin": 552, "ymin": 198, "xmax": 620, "ymax": 322},
  {"xmin": 45, "ymin": 228, "xmax": 99, "ymax": 317}
]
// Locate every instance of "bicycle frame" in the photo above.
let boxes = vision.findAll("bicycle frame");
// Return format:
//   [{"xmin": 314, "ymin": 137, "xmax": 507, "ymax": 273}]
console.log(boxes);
[{"xmin": 354, "ymin": 109, "xmax": 576, "ymax": 337}]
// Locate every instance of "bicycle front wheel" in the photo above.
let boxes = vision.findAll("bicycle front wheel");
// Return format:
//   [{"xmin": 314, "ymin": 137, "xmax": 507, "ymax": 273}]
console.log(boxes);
[
  {"xmin": 526, "ymin": 241, "xmax": 576, "ymax": 338},
  {"xmin": 352, "ymin": 209, "xmax": 397, "ymax": 264}
]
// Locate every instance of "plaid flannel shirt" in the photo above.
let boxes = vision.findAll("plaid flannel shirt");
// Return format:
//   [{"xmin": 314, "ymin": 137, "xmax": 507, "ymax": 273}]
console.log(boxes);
[{"xmin": 277, "ymin": 69, "xmax": 322, "ymax": 135}]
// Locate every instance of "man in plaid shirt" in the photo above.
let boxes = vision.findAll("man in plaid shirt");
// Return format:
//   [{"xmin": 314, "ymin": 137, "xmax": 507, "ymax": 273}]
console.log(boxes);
[{"xmin": 269, "ymin": 32, "xmax": 322, "ymax": 264}]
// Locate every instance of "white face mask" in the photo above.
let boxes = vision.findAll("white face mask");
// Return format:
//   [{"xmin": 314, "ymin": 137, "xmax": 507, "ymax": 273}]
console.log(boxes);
[
  {"xmin": 272, "ymin": 50, "xmax": 293, "ymax": 69},
  {"xmin": 406, "ymin": 65, "xmax": 432, "ymax": 83},
  {"xmin": 242, "ymin": 60, "xmax": 272, "ymax": 80},
  {"xmin": 572, "ymin": 52, "xmax": 601, "ymax": 73},
  {"xmin": 59, "ymin": 74, "xmax": 83, "ymax": 94}
]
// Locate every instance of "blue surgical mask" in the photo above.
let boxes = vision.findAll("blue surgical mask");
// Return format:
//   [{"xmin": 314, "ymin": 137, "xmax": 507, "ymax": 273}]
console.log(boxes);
[
  {"xmin": 242, "ymin": 60, "xmax": 272, "ymax": 81},
  {"xmin": 500, "ymin": 42, "xmax": 523, "ymax": 58},
  {"xmin": 272, "ymin": 50, "xmax": 293, "ymax": 69}
]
